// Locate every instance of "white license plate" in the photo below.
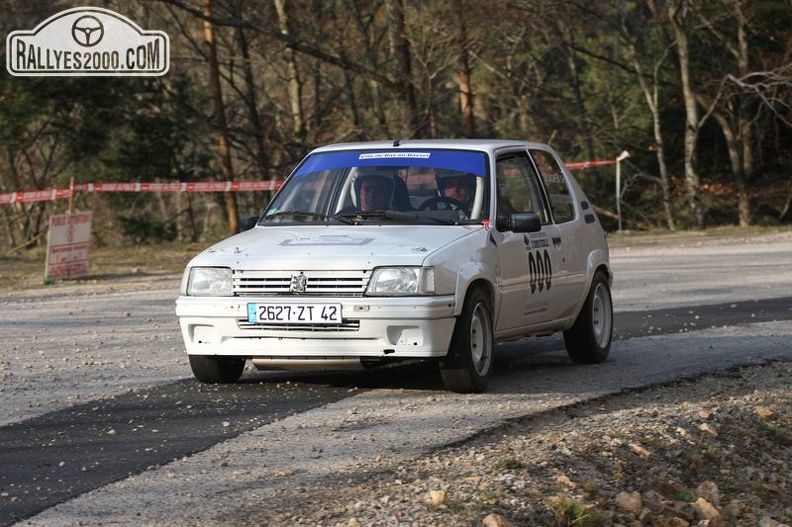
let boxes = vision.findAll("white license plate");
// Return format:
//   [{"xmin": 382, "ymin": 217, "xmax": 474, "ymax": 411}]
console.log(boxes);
[{"xmin": 247, "ymin": 303, "xmax": 342, "ymax": 324}]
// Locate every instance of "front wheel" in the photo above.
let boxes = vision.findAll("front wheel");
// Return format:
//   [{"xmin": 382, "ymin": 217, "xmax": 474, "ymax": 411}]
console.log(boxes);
[
  {"xmin": 440, "ymin": 287, "xmax": 494, "ymax": 393},
  {"xmin": 189, "ymin": 355, "xmax": 245, "ymax": 383},
  {"xmin": 564, "ymin": 270, "xmax": 613, "ymax": 363}
]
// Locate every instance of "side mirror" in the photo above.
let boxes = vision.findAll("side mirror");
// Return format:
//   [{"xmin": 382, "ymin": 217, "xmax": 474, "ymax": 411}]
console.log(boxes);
[
  {"xmin": 241, "ymin": 215, "xmax": 259, "ymax": 231},
  {"xmin": 496, "ymin": 212, "xmax": 541, "ymax": 233}
]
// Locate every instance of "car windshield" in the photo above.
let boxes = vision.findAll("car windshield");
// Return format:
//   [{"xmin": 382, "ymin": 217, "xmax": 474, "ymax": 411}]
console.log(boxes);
[{"xmin": 261, "ymin": 149, "xmax": 490, "ymax": 225}]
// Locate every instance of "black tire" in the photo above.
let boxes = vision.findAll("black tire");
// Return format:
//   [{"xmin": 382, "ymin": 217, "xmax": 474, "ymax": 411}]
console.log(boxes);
[
  {"xmin": 564, "ymin": 270, "xmax": 613, "ymax": 363},
  {"xmin": 189, "ymin": 355, "xmax": 245, "ymax": 383},
  {"xmin": 440, "ymin": 287, "xmax": 494, "ymax": 393}
]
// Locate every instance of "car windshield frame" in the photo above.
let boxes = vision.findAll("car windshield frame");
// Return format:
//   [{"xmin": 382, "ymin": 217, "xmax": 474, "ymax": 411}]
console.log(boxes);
[{"xmin": 260, "ymin": 148, "xmax": 490, "ymax": 226}]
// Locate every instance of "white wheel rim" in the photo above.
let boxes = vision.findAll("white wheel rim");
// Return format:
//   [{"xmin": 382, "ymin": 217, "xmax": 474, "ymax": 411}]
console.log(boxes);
[
  {"xmin": 470, "ymin": 303, "xmax": 493, "ymax": 375},
  {"xmin": 591, "ymin": 283, "xmax": 613, "ymax": 348}
]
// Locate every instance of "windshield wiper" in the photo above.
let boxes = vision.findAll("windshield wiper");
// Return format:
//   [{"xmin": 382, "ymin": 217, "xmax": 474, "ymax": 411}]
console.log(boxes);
[
  {"xmin": 263, "ymin": 211, "xmax": 331, "ymax": 222},
  {"xmin": 335, "ymin": 210, "xmax": 387, "ymax": 219},
  {"xmin": 385, "ymin": 210, "xmax": 457, "ymax": 224},
  {"xmin": 334, "ymin": 210, "xmax": 456, "ymax": 225}
]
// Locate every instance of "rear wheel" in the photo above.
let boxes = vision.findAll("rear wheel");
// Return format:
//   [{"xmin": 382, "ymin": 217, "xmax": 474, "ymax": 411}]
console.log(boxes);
[
  {"xmin": 440, "ymin": 287, "xmax": 494, "ymax": 393},
  {"xmin": 189, "ymin": 355, "xmax": 245, "ymax": 383},
  {"xmin": 564, "ymin": 270, "xmax": 613, "ymax": 363}
]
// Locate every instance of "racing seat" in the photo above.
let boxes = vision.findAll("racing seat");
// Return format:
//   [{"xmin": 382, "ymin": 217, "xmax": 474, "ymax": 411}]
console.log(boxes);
[
  {"xmin": 352, "ymin": 174, "xmax": 413, "ymax": 211},
  {"xmin": 391, "ymin": 176, "xmax": 414, "ymax": 211}
]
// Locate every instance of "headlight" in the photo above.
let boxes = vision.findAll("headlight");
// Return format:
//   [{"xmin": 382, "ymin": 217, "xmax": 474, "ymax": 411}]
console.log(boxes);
[
  {"xmin": 187, "ymin": 267, "xmax": 233, "ymax": 296},
  {"xmin": 367, "ymin": 267, "xmax": 435, "ymax": 296}
]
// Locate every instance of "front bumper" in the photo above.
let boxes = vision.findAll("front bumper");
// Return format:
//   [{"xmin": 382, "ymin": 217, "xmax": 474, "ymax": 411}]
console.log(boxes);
[{"xmin": 175, "ymin": 295, "xmax": 457, "ymax": 359}]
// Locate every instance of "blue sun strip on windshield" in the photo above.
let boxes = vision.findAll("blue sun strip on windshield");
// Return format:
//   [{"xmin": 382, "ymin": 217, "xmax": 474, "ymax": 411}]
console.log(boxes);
[{"xmin": 293, "ymin": 150, "xmax": 487, "ymax": 177}]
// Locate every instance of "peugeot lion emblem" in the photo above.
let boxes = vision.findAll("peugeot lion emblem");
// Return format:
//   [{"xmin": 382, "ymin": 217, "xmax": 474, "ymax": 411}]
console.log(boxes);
[{"xmin": 290, "ymin": 272, "xmax": 308, "ymax": 294}]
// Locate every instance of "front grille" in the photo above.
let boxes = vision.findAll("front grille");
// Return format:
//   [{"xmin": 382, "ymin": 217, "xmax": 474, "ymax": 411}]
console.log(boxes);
[
  {"xmin": 237, "ymin": 319, "xmax": 360, "ymax": 332},
  {"xmin": 233, "ymin": 270, "xmax": 370, "ymax": 296}
]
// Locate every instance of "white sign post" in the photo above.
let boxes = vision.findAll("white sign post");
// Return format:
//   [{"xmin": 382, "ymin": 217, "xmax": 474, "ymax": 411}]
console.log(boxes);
[
  {"xmin": 615, "ymin": 150, "xmax": 630, "ymax": 232},
  {"xmin": 45, "ymin": 212, "xmax": 92, "ymax": 280}
]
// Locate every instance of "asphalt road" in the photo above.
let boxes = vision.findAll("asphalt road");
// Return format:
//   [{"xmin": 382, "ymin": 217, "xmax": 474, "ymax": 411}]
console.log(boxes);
[{"xmin": 1, "ymin": 232, "xmax": 791, "ymax": 525}]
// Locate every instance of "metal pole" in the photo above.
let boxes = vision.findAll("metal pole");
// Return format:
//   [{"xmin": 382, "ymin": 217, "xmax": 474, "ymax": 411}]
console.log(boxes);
[
  {"xmin": 68, "ymin": 177, "xmax": 75, "ymax": 215},
  {"xmin": 615, "ymin": 151, "xmax": 630, "ymax": 232},
  {"xmin": 616, "ymin": 161, "xmax": 622, "ymax": 232}
]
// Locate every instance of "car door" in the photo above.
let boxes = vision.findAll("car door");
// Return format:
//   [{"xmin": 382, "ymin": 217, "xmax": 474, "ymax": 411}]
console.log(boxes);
[
  {"xmin": 493, "ymin": 151, "xmax": 566, "ymax": 332},
  {"xmin": 528, "ymin": 147, "xmax": 588, "ymax": 321}
]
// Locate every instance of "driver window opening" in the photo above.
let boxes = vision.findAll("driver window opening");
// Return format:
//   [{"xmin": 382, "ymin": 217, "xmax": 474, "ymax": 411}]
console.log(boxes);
[{"xmin": 496, "ymin": 154, "xmax": 549, "ymax": 224}]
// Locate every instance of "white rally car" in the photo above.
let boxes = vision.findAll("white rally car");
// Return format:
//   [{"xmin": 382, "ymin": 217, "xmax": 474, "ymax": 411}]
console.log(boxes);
[{"xmin": 176, "ymin": 139, "xmax": 612, "ymax": 393}]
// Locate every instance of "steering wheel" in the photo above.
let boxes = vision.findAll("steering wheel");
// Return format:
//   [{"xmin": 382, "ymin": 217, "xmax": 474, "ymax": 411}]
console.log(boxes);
[{"xmin": 418, "ymin": 196, "xmax": 469, "ymax": 215}]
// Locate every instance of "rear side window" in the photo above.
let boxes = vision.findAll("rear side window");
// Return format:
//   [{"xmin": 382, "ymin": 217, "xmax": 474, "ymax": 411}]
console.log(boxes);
[{"xmin": 529, "ymin": 149, "xmax": 575, "ymax": 223}]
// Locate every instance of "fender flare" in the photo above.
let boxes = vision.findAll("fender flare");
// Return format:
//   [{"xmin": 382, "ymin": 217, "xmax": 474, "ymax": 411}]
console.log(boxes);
[
  {"xmin": 453, "ymin": 261, "xmax": 497, "ymax": 318},
  {"xmin": 571, "ymin": 249, "xmax": 612, "ymax": 317}
]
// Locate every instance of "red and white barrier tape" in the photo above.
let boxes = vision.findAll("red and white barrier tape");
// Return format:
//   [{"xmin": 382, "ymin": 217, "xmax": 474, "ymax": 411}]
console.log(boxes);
[
  {"xmin": 0, "ymin": 179, "xmax": 284, "ymax": 205},
  {"xmin": 565, "ymin": 160, "xmax": 620, "ymax": 170}
]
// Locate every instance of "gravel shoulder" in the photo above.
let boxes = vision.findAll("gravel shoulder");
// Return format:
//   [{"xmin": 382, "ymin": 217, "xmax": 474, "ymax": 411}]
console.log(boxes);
[{"xmin": 239, "ymin": 360, "xmax": 792, "ymax": 527}]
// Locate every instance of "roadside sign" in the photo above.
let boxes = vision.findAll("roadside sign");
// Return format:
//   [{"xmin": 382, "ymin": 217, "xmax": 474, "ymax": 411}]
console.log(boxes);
[{"xmin": 46, "ymin": 212, "xmax": 92, "ymax": 280}]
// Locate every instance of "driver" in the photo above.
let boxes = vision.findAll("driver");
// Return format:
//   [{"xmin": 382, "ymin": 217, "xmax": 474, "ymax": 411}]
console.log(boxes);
[
  {"xmin": 436, "ymin": 172, "xmax": 475, "ymax": 210},
  {"xmin": 355, "ymin": 175, "xmax": 393, "ymax": 211}
]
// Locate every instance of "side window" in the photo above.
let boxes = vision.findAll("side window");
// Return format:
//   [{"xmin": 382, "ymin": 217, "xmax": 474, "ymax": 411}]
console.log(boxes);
[
  {"xmin": 496, "ymin": 153, "xmax": 549, "ymax": 224},
  {"xmin": 530, "ymin": 149, "xmax": 575, "ymax": 223}
]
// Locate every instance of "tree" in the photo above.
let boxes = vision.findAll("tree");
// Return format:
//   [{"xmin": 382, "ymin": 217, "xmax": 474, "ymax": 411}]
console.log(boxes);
[
  {"xmin": 668, "ymin": 0, "xmax": 705, "ymax": 228},
  {"xmin": 619, "ymin": 2, "xmax": 677, "ymax": 230},
  {"xmin": 203, "ymin": 0, "xmax": 239, "ymax": 234},
  {"xmin": 452, "ymin": 0, "xmax": 476, "ymax": 138},
  {"xmin": 384, "ymin": 0, "xmax": 421, "ymax": 137},
  {"xmin": 693, "ymin": 0, "xmax": 792, "ymax": 226},
  {"xmin": 273, "ymin": 0, "xmax": 306, "ymax": 143}
]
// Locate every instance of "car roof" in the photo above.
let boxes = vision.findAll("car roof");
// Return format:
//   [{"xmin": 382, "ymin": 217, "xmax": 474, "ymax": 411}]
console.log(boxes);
[{"xmin": 309, "ymin": 139, "xmax": 552, "ymax": 155}]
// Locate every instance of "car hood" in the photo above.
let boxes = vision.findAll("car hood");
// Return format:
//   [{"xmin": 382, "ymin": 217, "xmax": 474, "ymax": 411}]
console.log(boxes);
[{"xmin": 188, "ymin": 224, "xmax": 483, "ymax": 270}]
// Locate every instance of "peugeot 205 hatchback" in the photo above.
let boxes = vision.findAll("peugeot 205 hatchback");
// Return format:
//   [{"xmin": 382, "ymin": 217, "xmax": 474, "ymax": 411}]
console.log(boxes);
[{"xmin": 175, "ymin": 139, "xmax": 612, "ymax": 393}]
